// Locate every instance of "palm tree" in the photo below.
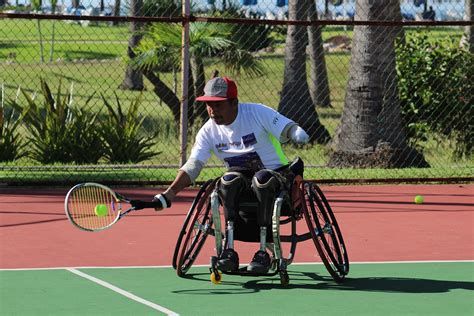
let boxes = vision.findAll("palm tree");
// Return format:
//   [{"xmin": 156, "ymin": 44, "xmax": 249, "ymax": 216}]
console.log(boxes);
[
  {"xmin": 113, "ymin": 0, "xmax": 121, "ymax": 26},
  {"xmin": 278, "ymin": 0, "xmax": 330, "ymax": 144},
  {"xmin": 133, "ymin": 22, "xmax": 264, "ymax": 124},
  {"xmin": 119, "ymin": 0, "xmax": 144, "ymax": 91},
  {"xmin": 307, "ymin": 0, "xmax": 331, "ymax": 108},
  {"xmin": 31, "ymin": 0, "xmax": 44, "ymax": 63},
  {"xmin": 49, "ymin": 0, "xmax": 58, "ymax": 63},
  {"xmin": 120, "ymin": 0, "xmax": 181, "ymax": 91},
  {"xmin": 329, "ymin": 0, "xmax": 427, "ymax": 168}
]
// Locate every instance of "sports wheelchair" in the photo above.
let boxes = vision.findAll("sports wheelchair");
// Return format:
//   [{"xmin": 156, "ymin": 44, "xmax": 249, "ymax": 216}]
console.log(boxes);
[{"xmin": 172, "ymin": 158, "xmax": 349, "ymax": 285}]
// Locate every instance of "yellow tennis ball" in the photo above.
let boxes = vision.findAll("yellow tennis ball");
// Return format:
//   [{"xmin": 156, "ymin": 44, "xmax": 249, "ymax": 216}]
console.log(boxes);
[
  {"xmin": 94, "ymin": 204, "xmax": 108, "ymax": 216},
  {"xmin": 414, "ymin": 195, "xmax": 424, "ymax": 204}
]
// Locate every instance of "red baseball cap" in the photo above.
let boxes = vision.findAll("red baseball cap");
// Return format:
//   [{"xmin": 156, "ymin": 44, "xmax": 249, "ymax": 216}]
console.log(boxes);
[{"xmin": 196, "ymin": 77, "xmax": 238, "ymax": 102}]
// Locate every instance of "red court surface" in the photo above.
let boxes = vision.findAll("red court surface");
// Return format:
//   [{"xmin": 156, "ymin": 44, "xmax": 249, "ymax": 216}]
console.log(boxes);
[{"xmin": 1, "ymin": 183, "xmax": 473, "ymax": 269}]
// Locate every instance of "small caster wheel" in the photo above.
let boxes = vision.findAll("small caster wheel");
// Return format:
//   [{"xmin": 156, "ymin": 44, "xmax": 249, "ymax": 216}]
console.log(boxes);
[
  {"xmin": 279, "ymin": 271, "xmax": 289, "ymax": 286},
  {"xmin": 210, "ymin": 270, "xmax": 222, "ymax": 284}
]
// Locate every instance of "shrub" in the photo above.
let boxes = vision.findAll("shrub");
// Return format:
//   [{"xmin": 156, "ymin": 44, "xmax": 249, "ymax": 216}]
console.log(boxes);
[
  {"xmin": 18, "ymin": 79, "xmax": 103, "ymax": 164},
  {"xmin": 396, "ymin": 32, "xmax": 473, "ymax": 159},
  {"xmin": 101, "ymin": 93, "xmax": 160, "ymax": 163},
  {"xmin": 0, "ymin": 92, "xmax": 28, "ymax": 162},
  {"xmin": 66, "ymin": 107, "xmax": 103, "ymax": 164}
]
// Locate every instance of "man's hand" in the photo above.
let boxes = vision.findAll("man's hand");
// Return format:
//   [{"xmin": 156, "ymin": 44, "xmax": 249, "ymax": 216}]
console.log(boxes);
[{"xmin": 289, "ymin": 125, "xmax": 309, "ymax": 144}]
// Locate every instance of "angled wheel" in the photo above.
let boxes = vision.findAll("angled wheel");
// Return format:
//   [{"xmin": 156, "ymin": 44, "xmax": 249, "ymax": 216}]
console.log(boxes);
[
  {"xmin": 301, "ymin": 181, "xmax": 349, "ymax": 282},
  {"xmin": 173, "ymin": 179, "xmax": 216, "ymax": 277}
]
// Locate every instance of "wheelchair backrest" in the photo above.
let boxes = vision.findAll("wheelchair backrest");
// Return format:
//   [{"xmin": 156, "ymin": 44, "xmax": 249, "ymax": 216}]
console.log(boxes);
[{"xmin": 289, "ymin": 157, "xmax": 304, "ymax": 177}]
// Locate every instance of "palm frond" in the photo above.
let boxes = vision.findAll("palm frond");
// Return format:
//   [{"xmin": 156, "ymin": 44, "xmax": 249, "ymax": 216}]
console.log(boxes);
[
  {"xmin": 147, "ymin": 23, "xmax": 182, "ymax": 47},
  {"xmin": 221, "ymin": 47, "xmax": 266, "ymax": 77}
]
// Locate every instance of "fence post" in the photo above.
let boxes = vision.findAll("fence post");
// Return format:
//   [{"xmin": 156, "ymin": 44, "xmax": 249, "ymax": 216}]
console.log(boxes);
[{"xmin": 179, "ymin": 0, "xmax": 191, "ymax": 167}]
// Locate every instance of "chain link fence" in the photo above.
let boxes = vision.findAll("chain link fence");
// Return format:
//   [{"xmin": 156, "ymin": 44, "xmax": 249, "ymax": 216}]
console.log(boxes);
[{"xmin": 1, "ymin": 0, "xmax": 473, "ymax": 185}]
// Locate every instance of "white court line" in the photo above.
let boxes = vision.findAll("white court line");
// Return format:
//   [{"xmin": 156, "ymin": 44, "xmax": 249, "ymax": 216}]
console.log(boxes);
[
  {"xmin": 66, "ymin": 268, "xmax": 179, "ymax": 316},
  {"xmin": 1, "ymin": 260, "xmax": 473, "ymax": 271}
]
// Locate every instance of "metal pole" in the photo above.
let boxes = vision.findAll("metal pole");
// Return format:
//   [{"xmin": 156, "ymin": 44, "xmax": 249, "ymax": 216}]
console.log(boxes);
[{"xmin": 180, "ymin": 0, "xmax": 190, "ymax": 167}]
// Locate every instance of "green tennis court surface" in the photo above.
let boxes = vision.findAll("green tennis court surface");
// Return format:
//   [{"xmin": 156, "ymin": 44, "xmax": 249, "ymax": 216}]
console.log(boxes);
[{"xmin": 2, "ymin": 262, "xmax": 473, "ymax": 315}]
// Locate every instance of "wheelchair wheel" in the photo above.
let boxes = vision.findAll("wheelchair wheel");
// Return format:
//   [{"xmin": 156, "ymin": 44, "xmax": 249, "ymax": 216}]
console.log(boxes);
[
  {"xmin": 173, "ymin": 179, "xmax": 216, "ymax": 277},
  {"xmin": 301, "ymin": 181, "xmax": 349, "ymax": 283}
]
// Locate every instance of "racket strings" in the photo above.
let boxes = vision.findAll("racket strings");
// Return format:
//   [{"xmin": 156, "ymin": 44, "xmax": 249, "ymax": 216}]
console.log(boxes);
[{"xmin": 68, "ymin": 185, "xmax": 119, "ymax": 231}]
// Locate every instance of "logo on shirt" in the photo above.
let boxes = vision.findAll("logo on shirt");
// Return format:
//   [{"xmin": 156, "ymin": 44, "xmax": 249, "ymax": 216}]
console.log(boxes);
[
  {"xmin": 242, "ymin": 133, "xmax": 257, "ymax": 147},
  {"xmin": 215, "ymin": 133, "xmax": 257, "ymax": 152},
  {"xmin": 273, "ymin": 116, "xmax": 279, "ymax": 125},
  {"xmin": 215, "ymin": 143, "xmax": 229, "ymax": 151}
]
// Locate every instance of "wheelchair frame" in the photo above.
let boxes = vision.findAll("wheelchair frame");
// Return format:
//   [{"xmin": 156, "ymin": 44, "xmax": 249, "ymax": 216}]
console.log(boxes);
[{"xmin": 172, "ymin": 176, "xmax": 349, "ymax": 285}]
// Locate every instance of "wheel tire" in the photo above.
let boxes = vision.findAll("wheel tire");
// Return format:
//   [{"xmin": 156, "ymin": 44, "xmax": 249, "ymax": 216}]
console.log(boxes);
[
  {"xmin": 301, "ymin": 181, "xmax": 349, "ymax": 282},
  {"xmin": 173, "ymin": 179, "xmax": 216, "ymax": 277}
]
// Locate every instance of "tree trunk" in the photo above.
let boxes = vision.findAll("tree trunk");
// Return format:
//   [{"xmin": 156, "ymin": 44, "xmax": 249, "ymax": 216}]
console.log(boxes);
[
  {"xmin": 113, "ymin": 0, "xmax": 121, "ymax": 26},
  {"xmin": 143, "ymin": 66, "xmax": 195, "ymax": 128},
  {"xmin": 278, "ymin": 0, "xmax": 330, "ymax": 144},
  {"xmin": 324, "ymin": 0, "xmax": 329, "ymax": 19},
  {"xmin": 49, "ymin": 21, "xmax": 56, "ymax": 63},
  {"xmin": 37, "ymin": 20, "xmax": 44, "ymax": 63},
  {"xmin": 190, "ymin": 54, "xmax": 207, "ymax": 123},
  {"xmin": 144, "ymin": 70, "xmax": 181, "ymax": 124},
  {"xmin": 329, "ymin": 0, "xmax": 428, "ymax": 168},
  {"xmin": 465, "ymin": 0, "xmax": 473, "ymax": 53},
  {"xmin": 187, "ymin": 65, "xmax": 196, "ymax": 127},
  {"xmin": 307, "ymin": 0, "xmax": 331, "ymax": 108},
  {"xmin": 119, "ymin": 0, "xmax": 144, "ymax": 90}
]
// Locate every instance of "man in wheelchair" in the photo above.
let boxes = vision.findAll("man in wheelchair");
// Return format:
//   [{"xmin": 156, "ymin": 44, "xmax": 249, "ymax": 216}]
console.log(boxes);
[{"xmin": 149, "ymin": 75, "xmax": 309, "ymax": 273}]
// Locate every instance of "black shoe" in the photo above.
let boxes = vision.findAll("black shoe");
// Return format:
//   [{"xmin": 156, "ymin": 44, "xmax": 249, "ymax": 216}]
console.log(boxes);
[
  {"xmin": 217, "ymin": 248, "xmax": 239, "ymax": 272},
  {"xmin": 247, "ymin": 250, "xmax": 271, "ymax": 273}
]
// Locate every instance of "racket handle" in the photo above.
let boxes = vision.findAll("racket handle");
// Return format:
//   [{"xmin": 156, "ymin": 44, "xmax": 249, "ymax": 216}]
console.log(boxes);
[{"xmin": 130, "ymin": 200, "xmax": 164, "ymax": 210}]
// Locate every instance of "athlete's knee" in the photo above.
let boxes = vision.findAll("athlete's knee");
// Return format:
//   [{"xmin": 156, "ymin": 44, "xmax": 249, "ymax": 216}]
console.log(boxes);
[
  {"xmin": 252, "ymin": 170, "xmax": 279, "ymax": 190},
  {"xmin": 220, "ymin": 171, "xmax": 245, "ymax": 187}
]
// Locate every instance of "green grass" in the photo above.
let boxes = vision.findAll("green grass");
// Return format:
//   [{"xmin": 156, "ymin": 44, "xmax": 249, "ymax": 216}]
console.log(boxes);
[
  {"xmin": 0, "ymin": 19, "xmax": 128, "ymax": 63},
  {"xmin": 1, "ymin": 20, "xmax": 465, "ymax": 64},
  {"xmin": 0, "ymin": 165, "xmax": 472, "ymax": 185},
  {"xmin": 1, "ymin": 19, "xmax": 129, "ymax": 41},
  {"xmin": 0, "ymin": 20, "xmax": 471, "ymax": 184}
]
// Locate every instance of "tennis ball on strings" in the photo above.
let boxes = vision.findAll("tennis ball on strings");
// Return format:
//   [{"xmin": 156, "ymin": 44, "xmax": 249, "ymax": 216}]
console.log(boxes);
[
  {"xmin": 414, "ymin": 195, "xmax": 424, "ymax": 204},
  {"xmin": 94, "ymin": 204, "xmax": 108, "ymax": 217}
]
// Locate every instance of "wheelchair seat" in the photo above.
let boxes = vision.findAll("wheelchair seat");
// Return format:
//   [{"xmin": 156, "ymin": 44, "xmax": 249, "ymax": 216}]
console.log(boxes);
[
  {"xmin": 230, "ymin": 157, "xmax": 304, "ymax": 242},
  {"xmin": 231, "ymin": 188, "xmax": 293, "ymax": 242}
]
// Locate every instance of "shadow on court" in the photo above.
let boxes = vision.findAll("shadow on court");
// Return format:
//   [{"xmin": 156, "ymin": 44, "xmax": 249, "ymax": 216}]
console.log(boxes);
[
  {"xmin": 172, "ymin": 271, "xmax": 474, "ymax": 295},
  {"xmin": 321, "ymin": 275, "xmax": 474, "ymax": 293}
]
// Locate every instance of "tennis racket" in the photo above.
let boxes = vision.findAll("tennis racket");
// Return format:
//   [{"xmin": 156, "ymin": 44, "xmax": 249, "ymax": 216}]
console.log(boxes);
[{"xmin": 64, "ymin": 182, "xmax": 161, "ymax": 232}]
